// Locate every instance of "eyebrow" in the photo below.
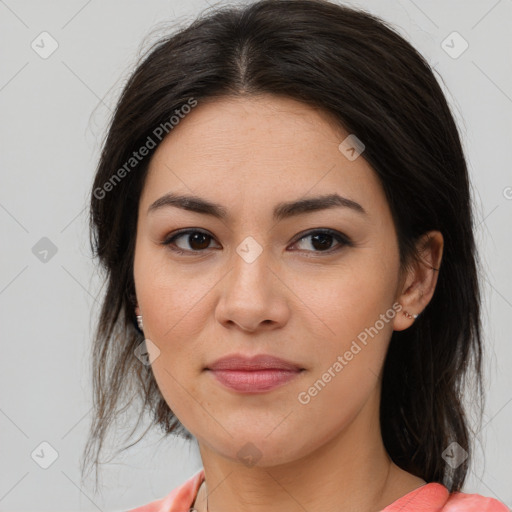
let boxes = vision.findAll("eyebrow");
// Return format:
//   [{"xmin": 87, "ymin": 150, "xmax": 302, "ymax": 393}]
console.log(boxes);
[{"xmin": 147, "ymin": 192, "xmax": 367, "ymax": 222}]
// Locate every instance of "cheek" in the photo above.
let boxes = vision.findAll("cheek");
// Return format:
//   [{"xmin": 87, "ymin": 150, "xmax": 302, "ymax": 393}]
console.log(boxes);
[
  {"xmin": 293, "ymin": 254, "xmax": 395, "ymax": 337},
  {"xmin": 132, "ymin": 226, "xmax": 231, "ymax": 436},
  {"xmin": 136, "ymin": 261, "xmax": 213, "ymax": 427},
  {"xmin": 290, "ymin": 273, "xmax": 396, "ymax": 430},
  {"xmin": 289, "ymin": 254, "xmax": 397, "ymax": 389},
  {"xmin": 135, "ymin": 241, "xmax": 201, "ymax": 325}
]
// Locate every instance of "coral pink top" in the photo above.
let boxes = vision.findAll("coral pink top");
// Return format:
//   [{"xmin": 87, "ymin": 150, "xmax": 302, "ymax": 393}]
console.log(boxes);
[{"xmin": 127, "ymin": 467, "xmax": 509, "ymax": 512}]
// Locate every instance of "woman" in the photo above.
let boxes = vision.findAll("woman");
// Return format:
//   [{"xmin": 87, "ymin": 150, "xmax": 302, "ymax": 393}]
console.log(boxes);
[{"xmin": 83, "ymin": 0, "xmax": 509, "ymax": 510}]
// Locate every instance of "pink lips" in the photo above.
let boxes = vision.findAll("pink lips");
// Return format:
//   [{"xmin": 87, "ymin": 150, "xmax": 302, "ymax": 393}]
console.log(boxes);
[{"xmin": 205, "ymin": 354, "xmax": 304, "ymax": 393}]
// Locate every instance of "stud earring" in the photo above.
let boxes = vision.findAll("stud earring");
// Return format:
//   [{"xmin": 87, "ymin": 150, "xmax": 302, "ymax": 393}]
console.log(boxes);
[{"xmin": 136, "ymin": 315, "xmax": 144, "ymax": 331}]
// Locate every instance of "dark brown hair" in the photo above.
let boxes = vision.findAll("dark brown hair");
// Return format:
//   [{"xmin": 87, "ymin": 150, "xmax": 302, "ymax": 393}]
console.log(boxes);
[{"xmin": 83, "ymin": 0, "xmax": 485, "ymax": 494}]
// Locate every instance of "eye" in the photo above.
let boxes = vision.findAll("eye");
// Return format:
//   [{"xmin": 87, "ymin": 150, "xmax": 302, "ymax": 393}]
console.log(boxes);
[
  {"xmin": 161, "ymin": 228, "xmax": 352, "ymax": 256},
  {"xmin": 290, "ymin": 229, "xmax": 352, "ymax": 254},
  {"xmin": 162, "ymin": 229, "xmax": 219, "ymax": 254}
]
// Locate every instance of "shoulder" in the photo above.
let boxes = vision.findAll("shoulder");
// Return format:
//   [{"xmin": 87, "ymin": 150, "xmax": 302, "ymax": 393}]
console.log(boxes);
[
  {"xmin": 442, "ymin": 490, "xmax": 509, "ymax": 511},
  {"xmin": 382, "ymin": 482, "xmax": 509, "ymax": 512},
  {"xmin": 126, "ymin": 468, "xmax": 205, "ymax": 512}
]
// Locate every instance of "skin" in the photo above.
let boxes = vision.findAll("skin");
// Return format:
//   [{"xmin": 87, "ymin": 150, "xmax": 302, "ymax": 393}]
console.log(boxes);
[{"xmin": 133, "ymin": 94, "xmax": 443, "ymax": 512}]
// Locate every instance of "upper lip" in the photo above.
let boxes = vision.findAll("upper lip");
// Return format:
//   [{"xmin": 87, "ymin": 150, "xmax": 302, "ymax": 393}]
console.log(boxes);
[{"xmin": 206, "ymin": 354, "xmax": 304, "ymax": 371}]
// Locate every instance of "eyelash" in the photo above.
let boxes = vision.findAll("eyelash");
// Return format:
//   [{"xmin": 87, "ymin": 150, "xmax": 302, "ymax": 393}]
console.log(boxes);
[{"xmin": 161, "ymin": 228, "xmax": 353, "ymax": 256}]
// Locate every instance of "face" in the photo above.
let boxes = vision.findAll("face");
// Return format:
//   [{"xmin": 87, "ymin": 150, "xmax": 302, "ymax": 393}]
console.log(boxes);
[{"xmin": 133, "ymin": 94, "xmax": 405, "ymax": 466}]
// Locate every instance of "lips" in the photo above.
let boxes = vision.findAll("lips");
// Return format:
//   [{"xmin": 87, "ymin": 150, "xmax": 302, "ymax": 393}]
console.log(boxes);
[
  {"xmin": 205, "ymin": 354, "xmax": 305, "ymax": 393},
  {"xmin": 205, "ymin": 353, "xmax": 304, "ymax": 372},
  {"xmin": 208, "ymin": 369, "xmax": 301, "ymax": 393}
]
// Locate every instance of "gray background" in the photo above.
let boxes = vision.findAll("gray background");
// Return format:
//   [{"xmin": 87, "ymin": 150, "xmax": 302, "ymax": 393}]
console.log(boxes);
[{"xmin": 0, "ymin": 0, "xmax": 511, "ymax": 510}]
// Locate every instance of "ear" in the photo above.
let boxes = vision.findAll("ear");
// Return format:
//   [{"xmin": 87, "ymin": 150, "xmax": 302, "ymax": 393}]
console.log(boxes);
[
  {"xmin": 393, "ymin": 230, "xmax": 443, "ymax": 331},
  {"xmin": 135, "ymin": 304, "xmax": 141, "ymax": 316}
]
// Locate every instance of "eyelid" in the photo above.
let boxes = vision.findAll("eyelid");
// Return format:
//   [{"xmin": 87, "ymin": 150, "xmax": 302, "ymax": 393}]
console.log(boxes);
[
  {"xmin": 161, "ymin": 228, "xmax": 219, "ymax": 252},
  {"xmin": 290, "ymin": 228, "xmax": 353, "ymax": 253},
  {"xmin": 162, "ymin": 228, "xmax": 213, "ymax": 242},
  {"xmin": 161, "ymin": 228, "xmax": 352, "ymax": 254},
  {"xmin": 291, "ymin": 228, "xmax": 350, "ymax": 245}
]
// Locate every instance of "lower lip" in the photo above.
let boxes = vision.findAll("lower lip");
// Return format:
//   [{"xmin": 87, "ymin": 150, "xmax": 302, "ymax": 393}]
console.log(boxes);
[{"xmin": 207, "ymin": 369, "xmax": 303, "ymax": 393}]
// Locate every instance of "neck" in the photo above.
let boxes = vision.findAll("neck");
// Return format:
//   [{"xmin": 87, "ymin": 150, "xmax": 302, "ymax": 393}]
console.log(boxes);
[{"xmin": 192, "ymin": 391, "xmax": 425, "ymax": 512}]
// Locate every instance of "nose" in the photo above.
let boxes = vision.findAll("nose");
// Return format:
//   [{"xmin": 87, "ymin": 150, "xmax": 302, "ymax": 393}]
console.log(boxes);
[{"xmin": 214, "ymin": 245, "xmax": 290, "ymax": 333}]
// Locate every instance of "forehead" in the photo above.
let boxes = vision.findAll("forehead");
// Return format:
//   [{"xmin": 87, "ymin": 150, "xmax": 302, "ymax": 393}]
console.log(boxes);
[
  {"xmin": 151, "ymin": 94, "xmax": 349, "ymax": 162},
  {"xmin": 141, "ymin": 95, "xmax": 387, "ymax": 224}
]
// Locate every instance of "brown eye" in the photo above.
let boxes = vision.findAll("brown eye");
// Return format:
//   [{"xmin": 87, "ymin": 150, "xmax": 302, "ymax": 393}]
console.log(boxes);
[
  {"xmin": 162, "ymin": 230, "xmax": 219, "ymax": 254},
  {"xmin": 291, "ymin": 229, "xmax": 352, "ymax": 253},
  {"xmin": 162, "ymin": 228, "xmax": 352, "ymax": 256}
]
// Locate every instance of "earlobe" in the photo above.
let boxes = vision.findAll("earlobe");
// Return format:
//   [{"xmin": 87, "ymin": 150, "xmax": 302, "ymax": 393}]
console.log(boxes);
[
  {"xmin": 393, "ymin": 230, "xmax": 443, "ymax": 331},
  {"xmin": 134, "ymin": 304, "xmax": 144, "ymax": 332},
  {"xmin": 136, "ymin": 314, "xmax": 144, "ymax": 332}
]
